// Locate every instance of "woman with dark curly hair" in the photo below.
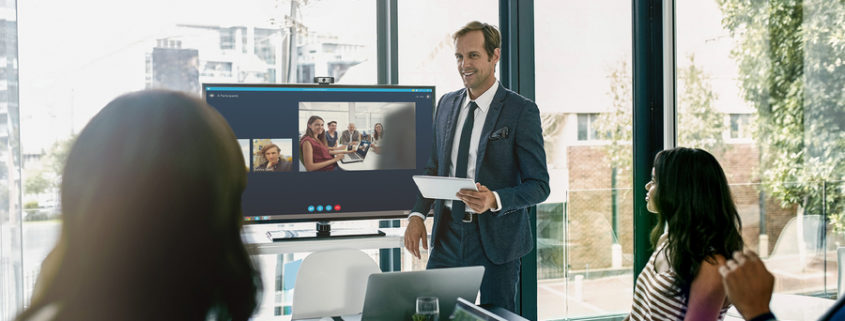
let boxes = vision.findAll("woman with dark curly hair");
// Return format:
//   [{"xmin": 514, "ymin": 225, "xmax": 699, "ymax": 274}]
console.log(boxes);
[{"xmin": 626, "ymin": 147, "xmax": 744, "ymax": 321}]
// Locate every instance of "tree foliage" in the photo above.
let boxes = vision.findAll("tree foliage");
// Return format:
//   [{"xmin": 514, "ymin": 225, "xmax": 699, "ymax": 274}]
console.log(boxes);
[
  {"xmin": 594, "ymin": 59, "xmax": 632, "ymax": 173},
  {"xmin": 22, "ymin": 135, "xmax": 76, "ymax": 198},
  {"xmin": 718, "ymin": 0, "xmax": 845, "ymax": 220},
  {"xmin": 595, "ymin": 57, "xmax": 724, "ymax": 173},
  {"xmin": 677, "ymin": 54, "xmax": 725, "ymax": 152},
  {"xmin": 24, "ymin": 168, "xmax": 51, "ymax": 195}
]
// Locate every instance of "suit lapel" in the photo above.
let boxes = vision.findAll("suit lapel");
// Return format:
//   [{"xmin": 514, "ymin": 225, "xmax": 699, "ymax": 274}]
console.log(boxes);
[
  {"xmin": 475, "ymin": 83, "xmax": 506, "ymax": 177},
  {"xmin": 440, "ymin": 89, "xmax": 466, "ymax": 176}
]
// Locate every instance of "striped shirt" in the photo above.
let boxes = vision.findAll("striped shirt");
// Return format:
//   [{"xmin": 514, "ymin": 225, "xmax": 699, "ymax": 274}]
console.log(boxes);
[{"xmin": 626, "ymin": 241, "xmax": 729, "ymax": 321}]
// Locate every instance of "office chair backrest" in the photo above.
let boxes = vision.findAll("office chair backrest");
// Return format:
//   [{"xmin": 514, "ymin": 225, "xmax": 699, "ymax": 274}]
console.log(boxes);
[{"xmin": 290, "ymin": 248, "xmax": 381, "ymax": 319}]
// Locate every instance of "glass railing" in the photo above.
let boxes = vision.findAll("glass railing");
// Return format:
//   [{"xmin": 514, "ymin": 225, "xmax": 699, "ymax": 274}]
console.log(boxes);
[{"xmin": 537, "ymin": 187, "xmax": 634, "ymax": 320}]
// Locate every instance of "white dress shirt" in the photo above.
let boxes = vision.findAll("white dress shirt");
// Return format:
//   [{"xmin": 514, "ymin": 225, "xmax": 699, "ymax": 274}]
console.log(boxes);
[{"xmin": 409, "ymin": 83, "xmax": 502, "ymax": 221}]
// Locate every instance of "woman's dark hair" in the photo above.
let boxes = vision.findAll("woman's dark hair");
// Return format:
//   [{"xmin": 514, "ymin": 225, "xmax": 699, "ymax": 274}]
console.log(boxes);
[
  {"xmin": 373, "ymin": 123, "xmax": 384, "ymax": 140},
  {"xmin": 303, "ymin": 115, "xmax": 328, "ymax": 146},
  {"xmin": 17, "ymin": 90, "xmax": 260, "ymax": 320},
  {"xmin": 649, "ymin": 147, "xmax": 743, "ymax": 297}
]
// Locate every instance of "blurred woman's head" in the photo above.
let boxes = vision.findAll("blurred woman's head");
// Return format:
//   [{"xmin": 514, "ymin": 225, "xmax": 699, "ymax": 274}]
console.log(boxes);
[
  {"xmin": 374, "ymin": 123, "xmax": 384, "ymax": 140},
  {"xmin": 20, "ymin": 90, "xmax": 260, "ymax": 320},
  {"xmin": 648, "ymin": 147, "xmax": 743, "ymax": 296}
]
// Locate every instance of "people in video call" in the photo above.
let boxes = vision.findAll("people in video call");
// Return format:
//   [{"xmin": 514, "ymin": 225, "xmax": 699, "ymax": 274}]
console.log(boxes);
[
  {"xmin": 16, "ymin": 90, "xmax": 259, "ymax": 321},
  {"xmin": 371, "ymin": 123, "xmax": 384, "ymax": 145},
  {"xmin": 404, "ymin": 21, "xmax": 550, "ymax": 312},
  {"xmin": 339, "ymin": 122, "xmax": 361, "ymax": 145},
  {"xmin": 300, "ymin": 115, "xmax": 351, "ymax": 171},
  {"xmin": 625, "ymin": 147, "xmax": 744, "ymax": 321},
  {"xmin": 255, "ymin": 143, "xmax": 292, "ymax": 172},
  {"xmin": 371, "ymin": 123, "xmax": 384, "ymax": 153},
  {"xmin": 325, "ymin": 120, "xmax": 339, "ymax": 148}
]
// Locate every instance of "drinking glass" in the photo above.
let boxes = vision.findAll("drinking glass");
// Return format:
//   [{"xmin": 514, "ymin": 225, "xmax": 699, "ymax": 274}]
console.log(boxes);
[{"xmin": 415, "ymin": 296, "xmax": 440, "ymax": 321}]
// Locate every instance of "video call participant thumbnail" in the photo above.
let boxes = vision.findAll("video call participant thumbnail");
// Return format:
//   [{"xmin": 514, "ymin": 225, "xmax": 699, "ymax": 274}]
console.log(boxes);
[
  {"xmin": 254, "ymin": 142, "xmax": 292, "ymax": 172},
  {"xmin": 300, "ymin": 115, "xmax": 351, "ymax": 171}
]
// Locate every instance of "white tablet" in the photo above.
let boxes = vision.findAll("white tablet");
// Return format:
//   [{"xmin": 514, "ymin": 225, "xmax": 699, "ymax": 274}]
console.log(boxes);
[{"xmin": 412, "ymin": 175, "xmax": 478, "ymax": 200}]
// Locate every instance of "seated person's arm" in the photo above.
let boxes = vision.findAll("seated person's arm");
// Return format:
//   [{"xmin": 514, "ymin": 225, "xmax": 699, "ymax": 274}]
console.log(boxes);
[
  {"xmin": 684, "ymin": 255, "xmax": 729, "ymax": 321},
  {"xmin": 302, "ymin": 141, "xmax": 343, "ymax": 171},
  {"xmin": 329, "ymin": 144, "xmax": 353, "ymax": 155},
  {"xmin": 719, "ymin": 251, "xmax": 775, "ymax": 321}
]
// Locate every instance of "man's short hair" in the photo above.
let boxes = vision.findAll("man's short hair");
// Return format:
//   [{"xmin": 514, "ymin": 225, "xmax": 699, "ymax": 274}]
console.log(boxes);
[
  {"xmin": 453, "ymin": 21, "xmax": 501, "ymax": 59},
  {"xmin": 328, "ymin": 121, "xmax": 337, "ymax": 126}
]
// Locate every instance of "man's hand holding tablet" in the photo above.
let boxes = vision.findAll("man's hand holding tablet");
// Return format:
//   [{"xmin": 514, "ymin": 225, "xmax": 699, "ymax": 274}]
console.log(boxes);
[
  {"xmin": 412, "ymin": 175, "xmax": 478, "ymax": 200},
  {"xmin": 457, "ymin": 183, "xmax": 498, "ymax": 214}
]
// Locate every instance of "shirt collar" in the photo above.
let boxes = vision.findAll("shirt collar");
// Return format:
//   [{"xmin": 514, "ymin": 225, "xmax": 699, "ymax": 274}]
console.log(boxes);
[{"xmin": 462, "ymin": 81, "xmax": 499, "ymax": 113}]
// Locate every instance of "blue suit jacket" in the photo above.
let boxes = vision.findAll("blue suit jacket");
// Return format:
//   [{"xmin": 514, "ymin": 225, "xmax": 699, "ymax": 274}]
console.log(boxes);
[{"xmin": 412, "ymin": 83, "xmax": 550, "ymax": 264}]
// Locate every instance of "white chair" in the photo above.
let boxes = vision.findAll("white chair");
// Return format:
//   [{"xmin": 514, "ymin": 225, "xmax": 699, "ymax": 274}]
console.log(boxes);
[{"xmin": 290, "ymin": 248, "xmax": 381, "ymax": 319}]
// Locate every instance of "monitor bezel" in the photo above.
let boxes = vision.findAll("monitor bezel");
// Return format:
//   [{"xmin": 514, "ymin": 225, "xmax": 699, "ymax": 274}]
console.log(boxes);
[{"xmin": 202, "ymin": 82, "xmax": 436, "ymax": 224}]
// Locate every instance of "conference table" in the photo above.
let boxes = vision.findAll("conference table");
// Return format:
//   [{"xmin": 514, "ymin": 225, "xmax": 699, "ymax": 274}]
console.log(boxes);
[
  {"xmin": 724, "ymin": 293, "xmax": 835, "ymax": 321},
  {"xmin": 336, "ymin": 145, "xmax": 381, "ymax": 171}
]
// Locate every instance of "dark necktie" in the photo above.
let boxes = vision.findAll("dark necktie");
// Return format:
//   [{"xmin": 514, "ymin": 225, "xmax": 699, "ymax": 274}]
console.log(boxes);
[{"xmin": 451, "ymin": 101, "xmax": 478, "ymax": 221}]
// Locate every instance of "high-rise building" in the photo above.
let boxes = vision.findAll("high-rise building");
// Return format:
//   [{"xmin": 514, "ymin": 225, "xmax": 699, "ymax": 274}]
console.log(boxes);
[
  {"xmin": 145, "ymin": 24, "xmax": 367, "ymax": 90},
  {"xmin": 0, "ymin": 1, "xmax": 21, "ymax": 319},
  {"xmin": 145, "ymin": 39, "xmax": 200, "ymax": 94}
]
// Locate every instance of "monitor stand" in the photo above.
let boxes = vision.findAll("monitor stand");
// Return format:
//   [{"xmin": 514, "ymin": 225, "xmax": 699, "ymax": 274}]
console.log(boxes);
[{"xmin": 266, "ymin": 220, "xmax": 385, "ymax": 241}]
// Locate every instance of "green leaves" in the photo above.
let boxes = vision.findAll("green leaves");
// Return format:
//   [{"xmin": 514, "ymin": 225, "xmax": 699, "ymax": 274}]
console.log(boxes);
[{"xmin": 719, "ymin": 0, "xmax": 845, "ymax": 226}]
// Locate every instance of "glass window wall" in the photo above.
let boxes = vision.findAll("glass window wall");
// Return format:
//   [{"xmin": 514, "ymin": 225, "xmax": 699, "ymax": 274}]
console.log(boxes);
[
  {"xmin": 676, "ymin": 0, "xmax": 845, "ymax": 308},
  {"xmin": 534, "ymin": 1, "xmax": 634, "ymax": 319}
]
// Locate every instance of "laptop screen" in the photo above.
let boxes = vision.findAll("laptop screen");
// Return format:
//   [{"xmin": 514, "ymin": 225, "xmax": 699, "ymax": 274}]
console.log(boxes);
[
  {"xmin": 450, "ymin": 297, "xmax": 507, "ymax": 321},
  {"xmin": 355, "ymin": 141, "xmax": 371, "ymax": 157}
]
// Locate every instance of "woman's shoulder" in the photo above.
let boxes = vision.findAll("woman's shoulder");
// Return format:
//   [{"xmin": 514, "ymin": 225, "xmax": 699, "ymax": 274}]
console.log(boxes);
[
  {"xmin": 693, "ymin": 254, "xmax": 728, "ymax": 289},
  {"xmin": 703, "ymin": 253, "xmax": 728, "ymax": 269}
]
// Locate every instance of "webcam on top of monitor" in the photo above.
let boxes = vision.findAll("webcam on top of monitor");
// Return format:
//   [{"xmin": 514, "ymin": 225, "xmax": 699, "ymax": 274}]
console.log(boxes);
[{"xmin": 314, "ymin": 76, "xmax": 334, "ymax": 85}]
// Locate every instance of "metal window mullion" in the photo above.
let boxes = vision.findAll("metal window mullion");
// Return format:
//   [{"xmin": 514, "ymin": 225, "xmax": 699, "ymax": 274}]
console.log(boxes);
[{"xmin": 632, "ymin": 0, "xmax": 666, "ymax": 281}]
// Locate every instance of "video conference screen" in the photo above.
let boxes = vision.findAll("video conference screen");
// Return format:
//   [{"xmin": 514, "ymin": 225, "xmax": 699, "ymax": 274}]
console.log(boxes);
[{"xmin": 203, "ymin": 84, "xmax": 435, "ymax": 223}]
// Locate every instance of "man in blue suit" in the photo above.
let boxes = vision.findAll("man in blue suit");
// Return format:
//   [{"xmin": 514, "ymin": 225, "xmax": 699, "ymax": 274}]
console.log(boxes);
[{"xmin": 404, "ymin": 21, "xmax": 550, "ymax": 312}]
